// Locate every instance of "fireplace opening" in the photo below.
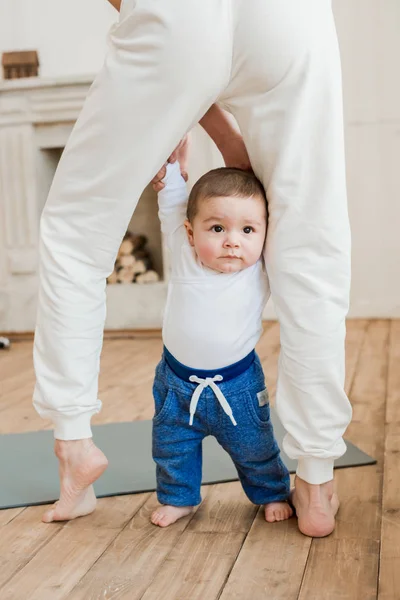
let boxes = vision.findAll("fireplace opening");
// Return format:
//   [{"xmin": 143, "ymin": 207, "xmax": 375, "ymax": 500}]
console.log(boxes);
[{"xmin": 38, "ymin": 147, "xmax": 165, "ymax": 285}]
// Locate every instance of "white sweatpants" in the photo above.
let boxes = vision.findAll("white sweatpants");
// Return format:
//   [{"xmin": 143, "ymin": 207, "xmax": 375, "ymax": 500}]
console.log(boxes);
[{"xmin": 33, "ymin": 0, "xmax": 352, "ymax": 485}]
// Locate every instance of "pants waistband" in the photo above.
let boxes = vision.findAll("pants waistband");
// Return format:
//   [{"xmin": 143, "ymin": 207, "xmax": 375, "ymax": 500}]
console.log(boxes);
[{"xmin": 163, "ymin": 347, "xmax": 255, "ymax": 383}]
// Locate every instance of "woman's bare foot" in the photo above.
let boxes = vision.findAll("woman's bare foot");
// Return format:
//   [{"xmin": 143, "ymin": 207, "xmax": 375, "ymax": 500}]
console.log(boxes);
[
  {"xmin": 291, "ymin": 475, "xmax": 340, "ymax": 538},
  {"xmin": 264, "ymin": 501, "xmax": 293, "ymax": 522},
  {"xmin": 151, "ymin": 505, "xmax": 194, "ymax": 527},
  {"xmin": 42, "ymin": 438, "xmax": 108, "ymax": 523}
]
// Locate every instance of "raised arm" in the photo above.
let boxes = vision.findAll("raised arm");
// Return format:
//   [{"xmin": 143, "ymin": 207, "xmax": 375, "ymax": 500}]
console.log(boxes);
[
  {"xmin": 157, "ymin": 162, "xmax": 188, "ymax": 237},
  {"xmin": 199, "ymin": 104, "xmax": 252, "ymax": 171}
]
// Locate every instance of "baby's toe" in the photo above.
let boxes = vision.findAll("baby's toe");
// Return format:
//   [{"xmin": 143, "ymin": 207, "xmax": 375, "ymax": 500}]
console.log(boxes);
[
  {"xmin": 264, "ymin": 509, "xmax": 276, "ymax": 523},
  {"xmin": 151, "ymin": 511, "xmax": 161, "ymax": 525},
  {"xmin": 285, "ymin": 505, "xmax": 294, "ymax": 519},
  {"xmin": 158, "ymin": 515, "xmax": 170, "ymax": 527}
]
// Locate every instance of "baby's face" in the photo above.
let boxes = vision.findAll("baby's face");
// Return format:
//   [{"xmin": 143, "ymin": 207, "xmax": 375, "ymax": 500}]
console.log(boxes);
[{"xmin": 185, "ymin": 194, "xmax": 267, "ymax": 273}]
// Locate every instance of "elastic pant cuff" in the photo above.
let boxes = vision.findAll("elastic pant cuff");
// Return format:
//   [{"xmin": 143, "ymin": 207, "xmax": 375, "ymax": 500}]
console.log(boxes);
[
  {"xmin": 157, "ymin": 493, "xmax": 201, "ymax": 507},
  {"xmin": 52, "ymin": 414, "xmax": 93, "ymax": 440},
  {"xmin": 296, "ymin": 457, "xmax": 334, "ymax": 485}
]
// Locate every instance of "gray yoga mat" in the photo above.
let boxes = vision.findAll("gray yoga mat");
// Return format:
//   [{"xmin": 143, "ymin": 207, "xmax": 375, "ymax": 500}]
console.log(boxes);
[{"xmin": 0, "ymin": 409, "xmax": 375, "ymax": 509}]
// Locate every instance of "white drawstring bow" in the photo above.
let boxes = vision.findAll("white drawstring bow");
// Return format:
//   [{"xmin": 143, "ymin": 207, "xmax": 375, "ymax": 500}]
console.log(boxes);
[{"xmin": 188, "ymin": 375, "xmax": 237, "ymax": 426}]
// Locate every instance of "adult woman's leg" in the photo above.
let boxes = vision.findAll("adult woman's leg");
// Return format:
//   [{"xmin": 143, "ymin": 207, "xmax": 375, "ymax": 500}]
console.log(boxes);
[
  {"xmin": 33, "ymin": 0, "xmax": 231, "ymax": 521},
  {"xmin": 224, "ymin": 0, "xmax": 351, "ymax": 536}
]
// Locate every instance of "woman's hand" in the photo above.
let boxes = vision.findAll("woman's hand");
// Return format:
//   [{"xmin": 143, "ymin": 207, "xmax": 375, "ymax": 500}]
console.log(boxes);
[{"xmin": 151, "ymin": 133, "xmax": 191, "ymax": 192}]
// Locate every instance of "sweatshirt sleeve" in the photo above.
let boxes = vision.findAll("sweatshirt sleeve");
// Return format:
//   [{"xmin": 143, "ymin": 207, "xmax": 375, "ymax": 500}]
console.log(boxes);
[{"xmin": 157, "ymin": 161, "xmax": 188, "ymax": 237}]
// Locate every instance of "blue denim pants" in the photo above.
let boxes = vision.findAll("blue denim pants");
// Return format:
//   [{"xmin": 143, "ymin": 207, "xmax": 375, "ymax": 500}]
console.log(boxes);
[{"xmin": 152, "ymin": 348, "xmax": 290, "ymax": 507}]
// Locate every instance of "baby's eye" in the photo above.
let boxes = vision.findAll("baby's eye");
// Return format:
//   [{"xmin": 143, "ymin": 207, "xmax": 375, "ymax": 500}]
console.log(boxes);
[
  {"xmin": 212, "ymin": 225, "xmax": 224, "ymax": 233},
  {"xmin": 243, "ymin": 226, "xmax": 254, "ymax": 234}
]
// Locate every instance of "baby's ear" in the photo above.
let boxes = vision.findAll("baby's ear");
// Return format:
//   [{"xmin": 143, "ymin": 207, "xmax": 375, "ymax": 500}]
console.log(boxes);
[{"xmin": 184, "ymin": 219, "xmax": 195, "ymax": 246}]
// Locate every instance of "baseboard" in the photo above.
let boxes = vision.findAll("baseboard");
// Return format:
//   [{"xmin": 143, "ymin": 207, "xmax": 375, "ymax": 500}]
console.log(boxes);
[{"xmin": 0, "ymin": 329, "xmax": 163, "ymax": 342}]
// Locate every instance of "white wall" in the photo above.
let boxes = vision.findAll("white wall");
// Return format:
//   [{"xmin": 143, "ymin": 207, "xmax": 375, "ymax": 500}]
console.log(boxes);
[
  {"xmin": 1, "ymin": 0, "xmax": 399, "ymax": 317},
  {"xmin": 0, "ymin": 0, "xmax": 116, "ymax": 79},
  {"xmin": 334, "ymin": 0, "xmax": 400, "ymax": 317}
]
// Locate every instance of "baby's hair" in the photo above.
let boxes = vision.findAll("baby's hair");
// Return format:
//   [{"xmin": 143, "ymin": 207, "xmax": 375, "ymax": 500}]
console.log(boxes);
[{"xmin": 186, "ymin": 168, "xmax": 267, "ymax": 223}]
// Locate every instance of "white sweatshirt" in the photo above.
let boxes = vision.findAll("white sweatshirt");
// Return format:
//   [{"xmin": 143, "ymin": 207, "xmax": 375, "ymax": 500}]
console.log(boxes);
[{"xmin": 159, "ymin": 162, "xmax": 269, "ymax": 370}]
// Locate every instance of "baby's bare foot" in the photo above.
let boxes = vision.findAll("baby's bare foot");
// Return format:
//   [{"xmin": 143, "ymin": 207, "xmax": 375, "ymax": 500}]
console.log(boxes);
[
  {"xmin": 42, "ymin": 438, "xmax": 108, "ymax": 523},
  {"xmin": 151, "ymin": 505, "xmax": 194, "ymax": 527},
  {"xmin": 264, "ymin": 501, "xmax": 293, "ymax": 523}
]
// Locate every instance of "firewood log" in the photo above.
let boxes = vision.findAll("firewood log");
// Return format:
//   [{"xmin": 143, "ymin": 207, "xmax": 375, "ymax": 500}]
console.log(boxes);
[
  {"xmin": 116, "ymin": 265, "xmax": 135, "ymax": 283},
  {"xmin": 129, "ymin": 233, "xmax": 147, "ymax": 251},
  {"xmin": 132, "ymin": 259, "xmax": 147, "ymax": 275},
  {"xmin": 118, "ymin": 232, "xmax": 148, "ymax": 256},
  {"xmin": 118, "ymin": 238, "xmax": 135, "ymax": 256},
  {"xmin": 118, "ymin": 254, "xmax": 136, "ymax": 268},
  {"xmin": 135, "ymin": 270, "xmax": 160, "ymax": 284},
  {"xmin": 132, "ymin": 249, "xmax": 149, "ymax": 260},
  {"xmin": 107, "ymin": 269, "xmax": 118, "ymax": 284}
]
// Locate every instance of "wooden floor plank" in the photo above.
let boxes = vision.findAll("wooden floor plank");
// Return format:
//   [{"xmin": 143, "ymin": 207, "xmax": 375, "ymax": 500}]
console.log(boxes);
[
  {"xmin": 185, "ymin": 481, "xmax": 258, "ymax": 535},
  {"xmin": 0, "ymin": 495, "xmax": 150, "ymax": 600},
  {"xmin": 219, "ymin": 508, "xmax": 310, "ymax": 600},
  {"xmin": 378, "ymin": 422, "xmax": 400, "ymax": 600},
  {"xmin": 383, "ymin": 320, "xmax": 400, "ymax": 425},
  {"xmin": 298, "ymin": 320, "xmax": 389, "ymax": 600},
  {"xmin": 0, "ymin": 342, "xmax": 32, "ymax": 379},
  {"xmin": 68, "ymin": 490, "xmax": 209, "ymax": 600},
  {"xmin": 140, "ymin": 482, "xmax": 258, "ymax": 600},
  {"xmin": 256, "ymin": 321, "xmax": 280, "ymax": 405},
  {"xmin": 0, "ymin": 507, "xmax": 26, "ymax": 528},
  {"xmin": 0, "ymin": 398, "xmax": 52, "ymax": 434},
  {"xmin": 344, "ymin": 319, "xmax": 369, "ymax": 394},
  {"xmin": 144, "ymin": 531, "xmax": 245, "ymax": 600},
  {"xmin": 0, "ymin": 371, "xmax": 35, "ymax": 407},
  {"xmin": 378, "ymin": 320, "xmax": 400, "ymax": 599},
  {"xmin": 92, "ymin": 338, "xmax": 163, "ymax": 424},
  {"xmin": 0, "ymin": 506, "xmax": 64, "ymax": 590}
]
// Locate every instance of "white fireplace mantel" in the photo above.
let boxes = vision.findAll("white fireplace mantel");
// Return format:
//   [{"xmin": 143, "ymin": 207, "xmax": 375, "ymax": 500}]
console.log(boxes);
[{"xmin": 0, "ymin": 74, "xmax": 94, "ymax": 127}]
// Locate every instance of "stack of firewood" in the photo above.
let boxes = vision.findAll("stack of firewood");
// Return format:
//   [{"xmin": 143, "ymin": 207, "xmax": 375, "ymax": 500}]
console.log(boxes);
[{"xmin": 107, "ymin": 231, "xmax": 160, "ymax": 284}]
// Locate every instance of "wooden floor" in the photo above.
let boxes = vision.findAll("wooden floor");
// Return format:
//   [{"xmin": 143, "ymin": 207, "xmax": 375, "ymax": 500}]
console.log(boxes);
[{"xmin": 0, "ymin": 320, "xmax": 399, "ymax": 599}]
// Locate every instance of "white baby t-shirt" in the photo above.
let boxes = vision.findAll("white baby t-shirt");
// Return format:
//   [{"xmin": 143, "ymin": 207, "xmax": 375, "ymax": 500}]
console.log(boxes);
[{"xmin": 159, "ymin": 162, "xmax": 269, "ymax": 371}]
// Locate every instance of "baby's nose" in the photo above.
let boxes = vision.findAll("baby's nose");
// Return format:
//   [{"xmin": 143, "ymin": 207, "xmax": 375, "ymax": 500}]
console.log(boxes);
[{"xmin": 224, "ymin": 234, "xmax": 240, "ymax": 247}]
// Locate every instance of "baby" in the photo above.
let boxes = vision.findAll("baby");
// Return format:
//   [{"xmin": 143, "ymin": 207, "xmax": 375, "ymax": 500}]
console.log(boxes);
[{"xmin": 151, "ymin": 161, "xmax": 292, "ymax": 527}]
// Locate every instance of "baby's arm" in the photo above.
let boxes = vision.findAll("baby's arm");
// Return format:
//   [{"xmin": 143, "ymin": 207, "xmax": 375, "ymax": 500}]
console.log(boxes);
[{"xmin": 157, "ymin": 161, "xmax": 188, "ymax": 239}]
